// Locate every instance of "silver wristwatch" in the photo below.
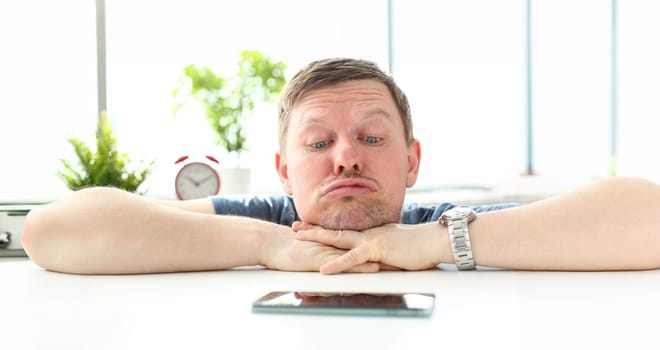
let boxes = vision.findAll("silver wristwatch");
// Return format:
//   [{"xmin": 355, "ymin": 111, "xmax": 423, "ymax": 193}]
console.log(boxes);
[{"xmin": 439, "ymin": 206, "xmax": 477, "ymax": 270}]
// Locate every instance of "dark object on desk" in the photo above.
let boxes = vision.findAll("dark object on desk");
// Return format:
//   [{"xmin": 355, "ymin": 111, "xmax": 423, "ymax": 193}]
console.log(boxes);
[
  {"xmin": 252, "ymin": 291, "xmax": 435, "ymax": 317},
  {"xmin": 0, "ymin": 231, "xmax": 11, "ymax": 249},
  {"xmin": 0, "ymin": 205, "xmax": 32, "ymax": 257}
]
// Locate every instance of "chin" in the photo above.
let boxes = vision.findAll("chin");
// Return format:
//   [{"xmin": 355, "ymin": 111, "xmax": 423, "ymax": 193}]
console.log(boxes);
[{"xmin": 318, "ymin": 197, "xmax": 397, "ymax": 231}]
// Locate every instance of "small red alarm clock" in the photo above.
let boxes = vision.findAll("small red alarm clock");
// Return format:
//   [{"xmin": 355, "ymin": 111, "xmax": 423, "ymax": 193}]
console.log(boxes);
[{"xmin": 174, "ymin": 155, "xmax": 221, "ymax": 200}]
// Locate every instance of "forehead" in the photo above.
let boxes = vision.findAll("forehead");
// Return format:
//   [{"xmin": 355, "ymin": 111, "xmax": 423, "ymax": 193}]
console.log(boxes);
[
  {"xmin": 295, "ymin": 79, "xmax": 393, "ymax": 106},
  {"xmin": 291, "ymin": 80, "xmax": 398, "ymax": 124}
]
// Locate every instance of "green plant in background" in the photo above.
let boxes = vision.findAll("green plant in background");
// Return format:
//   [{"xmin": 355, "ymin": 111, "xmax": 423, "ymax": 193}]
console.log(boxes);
[
  {"xmin": 173, "ymin": 50, "xmax": 286, "ymax": 164},
  {"xmin": 58, "ymin": 111, "xmax": 155, "ymax": 193}
]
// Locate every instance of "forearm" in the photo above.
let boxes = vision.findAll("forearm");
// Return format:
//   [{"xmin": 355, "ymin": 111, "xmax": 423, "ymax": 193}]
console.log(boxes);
[
  {"xmin": 468, "ymin": 177, "xmax": 660, "ymax": 271},
  {"xmin": 22, "ymin": 187, "xmax": 278, "ymax": 274}
]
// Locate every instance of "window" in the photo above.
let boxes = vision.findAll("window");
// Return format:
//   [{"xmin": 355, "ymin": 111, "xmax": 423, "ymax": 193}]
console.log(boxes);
[
  {"xmin": 104, "ymin": 0, "xmax": 388, "ymax": 195},
  {"xmin": 2, "ymin": 0, "xmax": 660, "ymax": 202},
  {"xmin": 618, "ymin": 0, "xmax": 660, "ymax": 182},
  {"xmin": 532, "ymin": 0, "xmax": 611, "ymax": 184},
  {"xmin": 393, "ymin": 0, "xmax": 526, "ymax": 187},
  {"xmin": 0, "ymin": 0, "xmax": 96, "ymax": 201}
]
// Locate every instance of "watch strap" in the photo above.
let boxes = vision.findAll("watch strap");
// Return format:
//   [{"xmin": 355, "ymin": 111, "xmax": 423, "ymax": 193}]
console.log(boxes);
[{"xmin": 447, "ymin": 216, "xmax": 476, "ymax": 270}]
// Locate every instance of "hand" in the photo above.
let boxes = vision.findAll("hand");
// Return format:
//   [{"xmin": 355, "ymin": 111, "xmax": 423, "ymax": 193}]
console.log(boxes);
[
  {"xmin": 198, "ymin": 174, "xmax": 215, "ymax": 185},
  {"xmin": 185, "ymin": 175, "xmax": 200, "ymax": 186},
  {"xmin": 292, "ymin": 221, "xmax": 444, "ymax": 275},
  {"xmin": 259, "ymin": 226, "xmax": 380, "ymax": 273}
]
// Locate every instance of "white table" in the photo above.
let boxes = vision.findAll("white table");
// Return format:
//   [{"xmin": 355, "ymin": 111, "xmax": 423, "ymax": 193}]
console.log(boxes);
[{"xmin": 3, "ymin": 258, "xmax": 660, "ymax": 350}]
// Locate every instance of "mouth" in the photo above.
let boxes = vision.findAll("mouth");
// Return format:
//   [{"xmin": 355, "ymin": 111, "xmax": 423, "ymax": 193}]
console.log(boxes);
[{"xmin": 321, "ymin": 177, "xmax": 378, "ymax": 199}]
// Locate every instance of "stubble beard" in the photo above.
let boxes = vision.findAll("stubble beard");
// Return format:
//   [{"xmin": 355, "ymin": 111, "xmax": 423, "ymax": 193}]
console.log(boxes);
[{"xmin": 318, "ymin": 196, "xmax": 398, "ymax": 231}]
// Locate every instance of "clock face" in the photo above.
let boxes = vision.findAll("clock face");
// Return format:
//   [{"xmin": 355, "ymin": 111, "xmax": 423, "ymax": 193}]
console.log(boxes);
[{"xmin": 175, "ymin": 162, "xmax": 221, "ymax": 200}]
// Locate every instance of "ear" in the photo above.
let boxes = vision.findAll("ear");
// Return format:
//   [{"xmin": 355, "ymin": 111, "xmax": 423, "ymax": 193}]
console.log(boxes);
[
  {"xmin": 405, "ymin": 139, "xmax": 421, "ymax": 188},
  {"xmin": 275, "ymin": 151, "xmax": 293, "ymax": 195}
]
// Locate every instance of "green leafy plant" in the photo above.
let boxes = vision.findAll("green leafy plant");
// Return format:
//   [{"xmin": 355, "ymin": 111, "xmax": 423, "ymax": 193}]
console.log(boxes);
[
  {"xmin": 173, "ymin": 50, "xmax": 286, "ymax": 163},
  {"xmin": 58, "ymin": 111, "xmax": 155, "ymax": 193}
]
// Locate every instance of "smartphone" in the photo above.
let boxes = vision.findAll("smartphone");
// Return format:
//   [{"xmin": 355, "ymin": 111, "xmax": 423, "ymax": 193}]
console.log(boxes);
[{"xmin": 252, "ymin": 291, "xmax": 435, "ymax": 317}]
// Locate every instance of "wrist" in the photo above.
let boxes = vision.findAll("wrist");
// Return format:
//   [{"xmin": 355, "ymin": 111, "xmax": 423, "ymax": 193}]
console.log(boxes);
[
  {"xmin": 439, "ymin": 206, "xmax": 477, "ymax": 270},
  {"xmin": 253, "ymin": 222, "xmax": 272, "ymax": 268},
  {"xmin": 252, "ymin": 226, "xmax": 267, "ymax": 267},
  {"xmin": 418, "ymin": 222, "xmax": 453, "ymax": 267},
  {"xmin": 253, "ymin": 221, "xmax": 290, "ymax": 268}
]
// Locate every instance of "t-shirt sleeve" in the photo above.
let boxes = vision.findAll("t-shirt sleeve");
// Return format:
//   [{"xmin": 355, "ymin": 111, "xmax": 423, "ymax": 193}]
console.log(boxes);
[
  {"xmin": 209, "ymin": 194, "xmax": 300, "ymax": 226},
  {"xmin": 401, "ymin": 202, "xmax": 522, "ymax": 224}
]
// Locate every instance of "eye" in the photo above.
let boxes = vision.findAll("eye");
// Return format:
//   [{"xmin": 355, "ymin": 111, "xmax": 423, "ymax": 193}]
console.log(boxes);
[
  {"xmin": 363, "ymin": 136, "xmax": 383, "ymax": 145},
  {"xmin": 310, "ymin": 140, "xmax": 330, "ymax": 150}
]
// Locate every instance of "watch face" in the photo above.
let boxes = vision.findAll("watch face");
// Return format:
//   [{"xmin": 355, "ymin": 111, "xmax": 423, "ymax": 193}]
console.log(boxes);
[
  {"xmin": 450, "ymin": 206, "xmax": 475, "ymax": 218},
  {"xmin": 175, "ymin": 162, "xmax": 221, "ymax": 200},
  {"xmin": 440, "ymin": 206, "xmax": 476, "ymax": 224}
]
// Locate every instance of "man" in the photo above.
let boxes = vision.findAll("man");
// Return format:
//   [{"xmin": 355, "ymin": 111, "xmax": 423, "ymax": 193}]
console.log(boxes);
[{"xmin": 22, "ymin": 58, "xmax": 660, "ymax": 274}]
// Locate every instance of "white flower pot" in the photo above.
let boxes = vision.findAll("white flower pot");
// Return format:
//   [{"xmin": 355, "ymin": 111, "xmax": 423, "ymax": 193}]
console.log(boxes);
[{"xmin": 220, "ymin": 167, "xmax": 251, "ymax": 194}]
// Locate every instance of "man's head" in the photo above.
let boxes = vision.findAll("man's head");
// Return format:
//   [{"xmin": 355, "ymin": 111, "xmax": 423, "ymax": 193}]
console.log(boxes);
[
  {"xmin": 275, "ymin": 58, "xmax": 421, "ymax": 231},
  {"xmin": 278, "ymin": 58, "xmax": 414, "ymax": 150}
]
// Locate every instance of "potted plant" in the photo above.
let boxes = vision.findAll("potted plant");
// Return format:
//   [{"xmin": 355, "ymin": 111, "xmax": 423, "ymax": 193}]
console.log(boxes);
[
  {"xmin": 172, "ymin": 50, "xmax": 286, "ymax": 193},
  {"xmin": 58, "ymin": 111, "xmax": 155, "ymax": 194}
]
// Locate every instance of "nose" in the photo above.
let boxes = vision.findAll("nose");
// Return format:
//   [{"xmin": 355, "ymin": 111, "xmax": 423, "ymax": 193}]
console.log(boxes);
[{"xmin": 333, "ymin": 138, "xmax": 362, "ymax": 176}]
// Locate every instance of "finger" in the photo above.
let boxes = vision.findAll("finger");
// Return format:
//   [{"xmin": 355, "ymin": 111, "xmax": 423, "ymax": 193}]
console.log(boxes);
[
  {"xmin": 317, "ymin": 262, "xmax": 379, "ymax": 275},
  {"xmin": 291, "ymin": 221, "xmax": 312, "ymax": 232},
  {"xmin": 344, "ymin": 262, "xmax": 380, "ymax": 274},
  {"xmin": 319, "ymin": 246, "xmax": 370, "ymax": 275},
  {"xmin": 378, "ymin": 263, "xmax": 403, "ymax": 271},
  {"xmin": 296, "ymin": 229, "xmax": 360, "ymax": 250}
]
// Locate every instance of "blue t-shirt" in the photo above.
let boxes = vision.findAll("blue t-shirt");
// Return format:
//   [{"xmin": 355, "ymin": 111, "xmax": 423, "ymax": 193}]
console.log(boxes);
[{"xmin": 210, "ymin": 195, "xmax": 520, "ymax": 226}]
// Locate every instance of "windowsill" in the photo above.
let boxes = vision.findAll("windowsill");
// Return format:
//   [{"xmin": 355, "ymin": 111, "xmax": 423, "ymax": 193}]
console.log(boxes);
[
  {"xmin": 1, "ymin": 175, "xmax": 592, "ymax": 208},
  {"xmin": 405, "ymin": 175, "xmax": 589, "ymax": 206}
]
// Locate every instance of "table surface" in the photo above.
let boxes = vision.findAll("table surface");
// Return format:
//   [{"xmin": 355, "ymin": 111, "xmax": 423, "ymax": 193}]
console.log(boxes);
[{"xmin": 3, "ymin": 258, "xmax": 660, "ymax": 350}]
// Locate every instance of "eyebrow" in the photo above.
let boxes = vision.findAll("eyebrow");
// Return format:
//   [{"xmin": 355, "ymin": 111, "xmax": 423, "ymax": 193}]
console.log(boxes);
[
  {"xmin": 362, "ymin": 108, "xmax": 394, "ymax": 120},
  {"xmin": 301, "ymin": 108, "xmax": 394, "ymax": 126}
]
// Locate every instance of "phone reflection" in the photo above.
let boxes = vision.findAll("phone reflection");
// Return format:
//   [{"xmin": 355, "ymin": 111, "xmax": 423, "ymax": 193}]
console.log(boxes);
[
  {"xmin": 293, "ymin": 292, "xmax": 405, "ymax": 308},
  {"xmin": 253, "ymin": 291, "xmax": 435, "ymax": 317}
]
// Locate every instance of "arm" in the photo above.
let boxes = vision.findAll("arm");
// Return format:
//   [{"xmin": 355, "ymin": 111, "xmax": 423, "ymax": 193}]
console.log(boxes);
[
  {"xmin": 295, "ymin": 177, "xmax": 660, "ymax": 274},
  {"xmin": 22, "ymin": 187, "xmax": 378, "ymax": 274}
]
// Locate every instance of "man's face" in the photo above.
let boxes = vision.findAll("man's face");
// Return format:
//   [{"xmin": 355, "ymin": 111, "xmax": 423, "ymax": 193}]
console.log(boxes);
[{"xmin": 275, "ymin": 79, "xmax": 421, "ymax": 231}]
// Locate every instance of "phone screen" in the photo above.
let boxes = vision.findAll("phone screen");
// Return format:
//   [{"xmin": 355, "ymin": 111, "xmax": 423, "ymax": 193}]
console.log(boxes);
[{"xmin": 252, "ymin": 291, "xmax": 435, "ymax": 317}]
